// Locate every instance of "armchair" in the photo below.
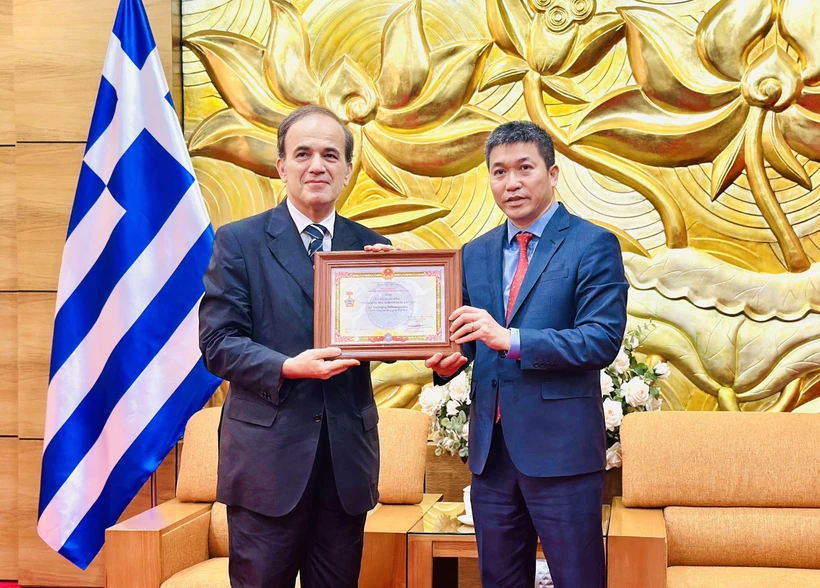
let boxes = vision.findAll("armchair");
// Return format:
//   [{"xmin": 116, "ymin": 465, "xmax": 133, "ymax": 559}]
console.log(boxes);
[
  {"xmin": 608, "ymin": 411, "xmax": 820, "ymax": 588},
  {"xmin": 106, "ymin": 407, "xmax": 438, "ymax": 588}
]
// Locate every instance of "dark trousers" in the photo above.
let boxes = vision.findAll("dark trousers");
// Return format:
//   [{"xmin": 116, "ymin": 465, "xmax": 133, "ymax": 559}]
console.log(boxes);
[
  {"xmin": 226, "ymin": 419, "xmax": 367, "ymax": 588},
  {"xmin": 471, "ymin": 422, "xmax": 605, "ymax": 588}
]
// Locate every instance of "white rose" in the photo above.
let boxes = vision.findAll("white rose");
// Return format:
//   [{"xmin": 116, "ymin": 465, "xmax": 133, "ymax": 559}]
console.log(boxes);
[
  {"xmin": 645, "ymin": 395, "xmax": 663, "ymax": 412},
  {"xmin": 461, "ymin": 421, "xmax": 469, "ymax": 440},
  {"xmin": 629, "ymin": 335, "xmax": 640, "ymax": 349},
  {"xmin": 622, "ymin": 376, "xmax": 650, "ymax": 408},
  {"xmin": 446, "ymin": 399, "xmax": 460, "ymax": 417},
  {"xmin": 613, "ymin": 347, "xmax": 630, "ymax": 374},
  {"xmin": 603, "ymin": 398, "xmax": 624, "ymax": 431},
  {"xmin": 653, "ymin": 362, "xmax": 670, "ymax": 380},
  {"xmin": 605, "ymin": 442, "xmax": 623, "ymax": 470},
  {"xmin": 419, "ymin": 386, "xmax": 446, "ymax": 415},
  {"xmin": 448, "ymin": 372, "xmax": 470, "ymax": 402},
  {"xmin": 600, "ymin": 371, "xmax": 614, "ymax": 397}
]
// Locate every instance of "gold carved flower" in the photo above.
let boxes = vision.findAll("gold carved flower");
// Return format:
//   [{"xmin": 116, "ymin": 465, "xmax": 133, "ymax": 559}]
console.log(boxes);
[
  {"xmin": 184, "ymin": 0, "xmax": 504, "ymax": 232},
  {"xmin": 570, "ymin": 0, "xmax": 820, "ymax": 273}
]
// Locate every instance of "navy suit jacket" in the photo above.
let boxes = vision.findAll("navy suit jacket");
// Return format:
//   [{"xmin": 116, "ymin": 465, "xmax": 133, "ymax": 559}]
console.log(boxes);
[
  {"xmin": 199, "ymin": 200, "xmax": 389, "ymax": 517},
  {"xmin": 458, "ymin": 204, "xmax": 628, "ymax": 477}
]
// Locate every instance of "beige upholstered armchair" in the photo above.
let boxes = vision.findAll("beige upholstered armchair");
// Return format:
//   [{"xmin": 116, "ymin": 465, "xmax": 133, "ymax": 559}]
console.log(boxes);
[
  {"xmin": 106, "ymin": 407, "xmax": 438, "ymax": 588},
  {"xmin": 608, "ymin": 411, "xmax": 820, "ymax": 588}
]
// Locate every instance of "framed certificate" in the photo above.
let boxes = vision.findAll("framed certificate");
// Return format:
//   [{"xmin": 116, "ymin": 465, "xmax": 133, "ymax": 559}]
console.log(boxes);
[{"xmin": 314, "ymin": 250, "xmax": 462, "ymax": 360}]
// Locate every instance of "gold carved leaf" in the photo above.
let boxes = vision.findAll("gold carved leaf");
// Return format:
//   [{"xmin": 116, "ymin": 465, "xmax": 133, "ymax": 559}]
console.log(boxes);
[
  {"xmin": 377, "ymin": 42, "xmax": 493, "ymax": 131},
  {"xmin": 479, "ymin": 54, "xmax": 529, "ymax": 91},
  {"xmin": 569, "ymin": 88, "xmax": 748, "ymax": 167},
  {"xmin": 188, "ymin": 109, "xmax": 281, "ymax": 178},
  {"xmin": 541, "ymin": 75, "xmax": 589, "ymax": 105},
  {"xmin": 361, "ymin": 138, "xmax": 407, "ymax": 195},
  {"xmin": 376, "ymin": 0, "xmax": 431, "ymax": 110},
  {"xmin": 625, "ymin": 248, "xmax": 820, "ymax": 322},
  {"xmin": 798, "ymin": 86, "xmax": 820, "ymax": 114},
  {"xmin": 342, "ymin": 197, "xmax": 451, "ymax": 233},
  {"xmin": 710, "ymin": 128, "xmax": 746, "ymax": 200},
  {"xmin": 364, "ymin": 105, "xmax": 506, "ymax": 177},
  {"xmin": 485, "ymin": 0, "xmax": 530, "ymax": 59},
  {"xmin": 778, "ymin": 104, "xmax": 820, "ymax": 161},
  {"xmin": 763, "ymin": 111, "xmax": 811, "ymax": 190},
  {"xmin": 618, "ymin": 7, "xmax": 739, "ymax": 113},
  {"xmin": 184, "ymin": 31, "xmax": 291, "ymax": 130},
  {"xmin": 778, "ymin": 0, "xmax": 820, "ymax": 85},
  {"xmin": 696, "ymin": 0, "xmax": 774, "ymax": 83},
  {"xmin": 371, "ymin": 360, "xmax": 432, "ymax": 407},
  {"xmin": 264, "ymin": 0, "xmax": 319, "ymax": 106},
  {"xmin": 559, "ymin": 13, "xmax": 625, "ymax": 77}
]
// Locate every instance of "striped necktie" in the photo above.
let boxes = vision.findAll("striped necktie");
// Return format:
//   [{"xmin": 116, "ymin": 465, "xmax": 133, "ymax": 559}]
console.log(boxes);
[{"xmin": 304, "ymin": 223, "xmax": 326, "ymax": 263}]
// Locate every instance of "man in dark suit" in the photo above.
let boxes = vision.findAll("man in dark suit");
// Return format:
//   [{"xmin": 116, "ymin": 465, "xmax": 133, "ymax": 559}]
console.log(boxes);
[
  {"xmin": 199, "ymin": 105, "xmax": 390, "ymax": 588},
  {"xmin": 427, "ymin": 121, "xmax": 628, "ymax": 587}
]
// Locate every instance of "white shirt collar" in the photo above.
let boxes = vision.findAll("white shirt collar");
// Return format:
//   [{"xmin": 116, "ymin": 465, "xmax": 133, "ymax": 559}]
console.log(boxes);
[{"xmin": 286, "ymin": 198, "xmax": 336, "ymax": 237}]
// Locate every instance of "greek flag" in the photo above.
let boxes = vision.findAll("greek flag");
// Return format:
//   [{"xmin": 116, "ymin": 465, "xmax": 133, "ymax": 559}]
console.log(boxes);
[{"xmin": 37, "ymin": 0, "xmax": 221, "ymax": 569}]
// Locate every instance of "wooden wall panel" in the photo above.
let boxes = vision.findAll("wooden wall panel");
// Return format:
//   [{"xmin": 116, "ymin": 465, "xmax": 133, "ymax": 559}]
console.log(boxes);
[
  {"xmin": 16, "ymin": 144, "xmax": 80, "ymax": 291},
  {"xmin": 0, "ymin": 294, "xmax": 17, "ymax": 437},
  {"xmin": 0, "ymin": 148, "xmax": 15, "ymax": 290},
  {"xmin": 0, "ymin": 0, "xmax": 13, "ymax": 145},
  {"xmin": 14, "ymin": 0, "xmax": 172, "ymax": 142},
  {"xmin": 17, "ymin": 292, "xmax": 53, "ymax": 440},
  {"xmin": 0, "ymin": 438, "xmax": 17, "ymax": 580},
  {"xmin": 18, "ymin": 440, "xmax": 178, "ymax": 587}
]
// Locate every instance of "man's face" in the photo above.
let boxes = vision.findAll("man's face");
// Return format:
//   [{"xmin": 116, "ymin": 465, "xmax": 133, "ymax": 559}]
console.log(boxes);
[
  {"xmin": 488, "ymin": 142, "xmax": 559, "ymax": 229},
  {"xmin": 276, "ymin": 114, "xmax": 352, "ymax": 216}
]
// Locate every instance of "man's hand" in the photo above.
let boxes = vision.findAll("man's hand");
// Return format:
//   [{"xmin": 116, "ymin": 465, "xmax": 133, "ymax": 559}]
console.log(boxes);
[
  {"xmin": 425, "ymin": 352, "xmax": 468, "ymax": 378},
  {"xmin": 282, "ymin": 347, "xmax": 360, "ymax": 380},
  {"xmin": 449, "ymin": 306, "xmax": 511, "ymax": 351},
  {"xmin": 364, "ymin": 243, "xmax": 401, "ymax": 252}
]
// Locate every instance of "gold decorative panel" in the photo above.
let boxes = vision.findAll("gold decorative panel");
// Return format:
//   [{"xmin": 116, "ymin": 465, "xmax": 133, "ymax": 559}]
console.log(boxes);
[{"xmin": 182, "ymin": 0, "xmax": 820, "ymax": 413}]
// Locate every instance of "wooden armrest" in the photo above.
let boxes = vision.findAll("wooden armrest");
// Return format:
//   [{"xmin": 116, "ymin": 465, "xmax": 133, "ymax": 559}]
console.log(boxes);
[
  {"xmin": 607, "ymin": 497, "xmax": 667, "ymax": 588},
  {"xmin": 105, "ymin": 499, "xmax": 213, "ymax": 588},
  {"xmin": 360, "ymin": 494, "xmax": 441, "ymax": 588}
]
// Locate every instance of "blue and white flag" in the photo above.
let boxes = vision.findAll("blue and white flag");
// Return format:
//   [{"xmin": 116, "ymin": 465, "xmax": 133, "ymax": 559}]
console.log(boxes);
[{"xmin": 37, "ymin": 0, "xmax": 221, "ymax": 569}]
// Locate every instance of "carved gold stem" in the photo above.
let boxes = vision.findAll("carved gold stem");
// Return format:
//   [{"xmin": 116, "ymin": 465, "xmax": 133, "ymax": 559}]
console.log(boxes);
[
  {"xmin": 717, "ymin": 386, "xmax": 741, "ymax": 411},
  {"xmin": 522, "ymin": 71, "xmax": 688, "ymax": 249},
  {"xmin": 337, "ymin": 125, "xmax": 364, "ymax": 211},
  {"xmin": 744, "ymin": 106, "xmax": 810, "ymax": 272},
  {"xmin": 766, "ymin": 378, "xmax": 803, "ymax": 412}
]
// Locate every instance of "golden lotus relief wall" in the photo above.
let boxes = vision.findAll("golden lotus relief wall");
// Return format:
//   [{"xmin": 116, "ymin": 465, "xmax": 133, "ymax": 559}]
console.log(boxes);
[{"xmin": 181, "ymin": 0, "xmax": 820, "ymax": 413}]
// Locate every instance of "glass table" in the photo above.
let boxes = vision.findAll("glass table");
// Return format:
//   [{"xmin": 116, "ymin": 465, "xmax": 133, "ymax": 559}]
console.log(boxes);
[{"xmin": 406, "ymin": 502, "xmax": 611, "ymax": 588}]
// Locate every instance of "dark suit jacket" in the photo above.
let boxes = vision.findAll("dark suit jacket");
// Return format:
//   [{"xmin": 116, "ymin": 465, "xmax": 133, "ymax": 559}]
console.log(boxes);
[
  {"xmin": 199, "ymin": 200, "xmax": 390, "ymax": 517},
  {"xmin": 456, "ymin": 203, "xmax": 628, "ymax": 478}
]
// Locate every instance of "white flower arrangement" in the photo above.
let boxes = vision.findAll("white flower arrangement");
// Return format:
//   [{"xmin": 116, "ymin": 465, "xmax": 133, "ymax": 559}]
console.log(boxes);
[
  {"xmin": 419, "ymin": 367, "xmax": 472, "ymax": 462},
  {"xmin": 421, "ymin": 327, "xmax": 669, "ymax": 470},
  {"xmin": 601, "ymin": 325, "xmax": 668, "ymax": 469}
]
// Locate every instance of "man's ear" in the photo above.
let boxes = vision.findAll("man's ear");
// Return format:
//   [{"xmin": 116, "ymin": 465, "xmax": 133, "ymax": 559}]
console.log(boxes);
[
  {"xmin": 343, "ymin": 161, "xmax": 353, "ymax": 186},
  {"xmin": 549, "ymin": 164, "xmax": 560, "ymax": 187},
  {"xmin": 276, "ymin": 157, "xmax": 286, "ymax": 182}
]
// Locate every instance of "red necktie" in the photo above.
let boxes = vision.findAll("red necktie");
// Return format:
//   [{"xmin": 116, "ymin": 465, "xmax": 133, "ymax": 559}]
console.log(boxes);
[{"xmin": 497, "ymin": 231, "xmax": 534, "ymax": 422}]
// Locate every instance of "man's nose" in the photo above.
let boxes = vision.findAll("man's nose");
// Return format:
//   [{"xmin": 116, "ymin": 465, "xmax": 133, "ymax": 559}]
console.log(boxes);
[
  {"xmin": 308, "ymin": 153, "xmax": 325, "ymax": 173},
  {"xmin": 505, "ymin": 172, "xmax": 522, "ymax": 191}
]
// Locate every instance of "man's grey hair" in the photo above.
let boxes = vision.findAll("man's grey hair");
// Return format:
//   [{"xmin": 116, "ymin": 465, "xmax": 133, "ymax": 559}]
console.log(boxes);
[
  {"xmin": 484, "ymin": 121, "xmax": 556, "ymax": 168},
  {"xmin": 277, "ymin": 105, "xmax": 355, "ymax": 164}
]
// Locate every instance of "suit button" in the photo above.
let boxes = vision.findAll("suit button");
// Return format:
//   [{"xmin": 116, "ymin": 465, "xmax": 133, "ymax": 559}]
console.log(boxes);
[
  {"xmin": 491, "ymin": 379, "xmax": 498, "ymax": 388},
  {"xmin": 313, "ymin": 414, "xmax": 322, "ymax": 423}
]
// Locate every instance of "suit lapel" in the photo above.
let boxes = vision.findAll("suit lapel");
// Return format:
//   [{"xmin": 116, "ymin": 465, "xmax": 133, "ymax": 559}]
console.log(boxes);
[
  {"xmin": 331, "ymin": 215, "xmax": 360, "ymax": 251},
  {"xmin": 265, "ymin": 201, "xmax": 315, "ymax": 301},
  {"xmin": 507, "ymin": 204, "xmax": 569, "ymax": 325},
  {"xmin": 485, "ymin": 226, "xmax": 506, "ymax": 326}
]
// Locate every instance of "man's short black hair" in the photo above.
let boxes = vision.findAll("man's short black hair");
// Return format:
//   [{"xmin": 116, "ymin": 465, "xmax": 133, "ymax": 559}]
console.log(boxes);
[
  {"xmin": 277, "ymin": 105, "xmax": 355, "ymax": 164},
  {"xmin": 484, "ymin": 121, "xmax": 556, "ymax": 168}
]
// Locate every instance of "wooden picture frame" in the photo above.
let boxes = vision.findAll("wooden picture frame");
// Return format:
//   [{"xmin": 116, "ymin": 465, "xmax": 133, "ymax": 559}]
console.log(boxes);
[{"xmin": 314, "ymin": 250, "xmax": 462, "ymax": 360}]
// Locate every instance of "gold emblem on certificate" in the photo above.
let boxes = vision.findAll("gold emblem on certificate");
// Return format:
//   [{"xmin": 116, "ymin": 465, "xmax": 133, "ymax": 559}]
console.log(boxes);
[{"xmin": 314, "ymin": 251, "xmax": 462, "ymax": 360}]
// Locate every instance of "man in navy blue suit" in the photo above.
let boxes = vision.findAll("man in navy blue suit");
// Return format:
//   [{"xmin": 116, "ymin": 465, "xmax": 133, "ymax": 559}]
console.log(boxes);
[
  {"xmin": 427, "ymin": 121, "xmax": 628, "ymax": 588},
  {"xmin": 199, "ymin": 105, "xmax": 390, "ymax": 588}
]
